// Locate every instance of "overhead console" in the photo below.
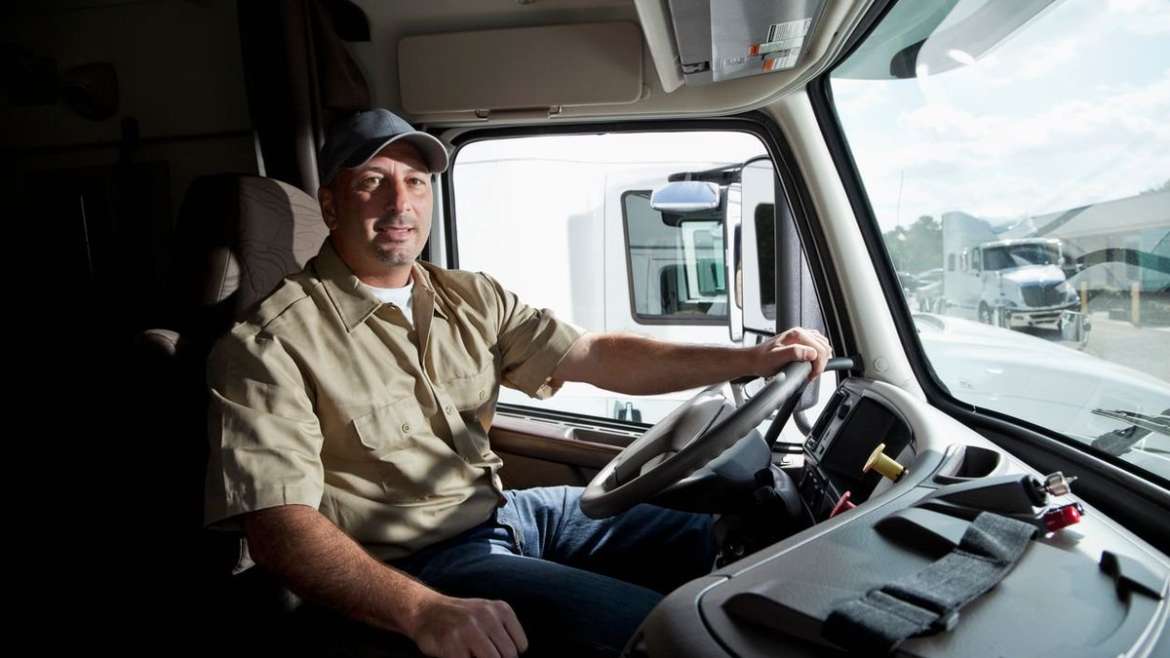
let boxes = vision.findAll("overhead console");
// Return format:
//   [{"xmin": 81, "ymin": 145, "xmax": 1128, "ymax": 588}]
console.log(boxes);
[
  {"xmin": 391, "ymin": 0, "xmax": 864, "ymax": 123},
  {"xmin": 399, "ymin": 22, "xmax": 644, "ymax": 117}
]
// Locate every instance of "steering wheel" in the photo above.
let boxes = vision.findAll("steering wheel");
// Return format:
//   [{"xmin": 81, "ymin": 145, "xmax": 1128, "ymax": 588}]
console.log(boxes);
[{"xmin": 579, "ymin": 359, "xmax": 814, "ymax": 519}]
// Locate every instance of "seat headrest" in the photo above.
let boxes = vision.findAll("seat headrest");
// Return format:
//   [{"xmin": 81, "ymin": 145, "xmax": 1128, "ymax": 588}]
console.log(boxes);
[{"xmin": 174, "ymin": 175, "xmax": 328, "ymax": 319}]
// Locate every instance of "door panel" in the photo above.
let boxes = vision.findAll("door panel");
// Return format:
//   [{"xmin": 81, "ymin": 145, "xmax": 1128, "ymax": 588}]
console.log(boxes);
[{"xmin": 490, "ymin": 414, "xmax": 627, "ymax": 488}]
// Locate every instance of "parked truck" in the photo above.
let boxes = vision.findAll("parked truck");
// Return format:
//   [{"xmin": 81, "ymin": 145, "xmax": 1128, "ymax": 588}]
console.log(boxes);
[{"xmin": 940, "ymin": 211, "xmax": 1089, "ymax": 341}]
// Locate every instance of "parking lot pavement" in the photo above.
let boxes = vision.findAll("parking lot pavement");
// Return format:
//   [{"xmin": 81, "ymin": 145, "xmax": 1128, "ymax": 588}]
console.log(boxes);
[
  {"xmin": 913, "ymin": 297, "xmax": 1168, "ymax": 384},
  {"xmin": 1074, "ymin": 312, "xmax": 1170, "ymax": 383}
]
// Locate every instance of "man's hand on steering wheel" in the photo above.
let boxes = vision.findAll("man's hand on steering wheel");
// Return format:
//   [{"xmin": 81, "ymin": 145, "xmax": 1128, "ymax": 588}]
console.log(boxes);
[{"xmin": 752, "ymin": 327, "xmax": 833, "ymax": 381}]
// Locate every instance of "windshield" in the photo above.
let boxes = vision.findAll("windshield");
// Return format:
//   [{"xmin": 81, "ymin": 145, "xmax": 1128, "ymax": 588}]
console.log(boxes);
[
  {"xmin": 983, "ymin": 243, "xmax": 1060, "ymax": 270},
  {"xmin": 829, "ymin": 0, "xmax": 1170, "ymax": 483}
]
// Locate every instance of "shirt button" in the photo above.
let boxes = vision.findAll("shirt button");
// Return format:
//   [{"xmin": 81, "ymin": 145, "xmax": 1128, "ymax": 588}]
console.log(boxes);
[
  {"xmin": 444, "ymin": 405, "xmax": 455, "ymax": 414},
  {"xmin": 400, "ymin": 423, "xmax": 411, "ymax": 433},
  {"xmin": 478, "ymin": 390, "xmax": 486, "ymax": 400}
]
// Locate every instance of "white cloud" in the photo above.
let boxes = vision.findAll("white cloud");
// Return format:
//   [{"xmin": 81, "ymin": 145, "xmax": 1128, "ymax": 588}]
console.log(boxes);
[
  {"xmin": 830, "ymin": 80, "xmax": 891, "ymax": 113},
  {"xmin": 841, "ymin": 67, "xmax": 1170, "ymax": 229},
  {"xmin": 1109, "ymin": 0, "xmax": 1162, "ymax": 13},
  {"xmin": 834, "ymin": 0, "xmax": 1170, "ymax": 232},
  {"xmin": 1108, "ymin": 0, "xmax": 1170, "ymax": 34}
]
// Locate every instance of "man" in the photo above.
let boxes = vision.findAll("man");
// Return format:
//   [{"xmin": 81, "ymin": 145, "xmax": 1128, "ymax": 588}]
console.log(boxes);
[{"xmin": 206, "ymin": 109, "xmax": 832, "ymax": 658}]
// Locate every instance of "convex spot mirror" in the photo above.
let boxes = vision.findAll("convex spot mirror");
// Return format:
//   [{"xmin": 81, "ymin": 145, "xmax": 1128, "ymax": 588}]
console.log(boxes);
[{"xmin": 652, "ymin": 181, "xmax": 721, "ymax": 226}]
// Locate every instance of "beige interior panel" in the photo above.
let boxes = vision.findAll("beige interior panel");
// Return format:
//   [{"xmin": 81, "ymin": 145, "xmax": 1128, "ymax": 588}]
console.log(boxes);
[
  {"xmin": 490, "ymin": 414, "xmax": 626, "ymax": 488},
  {"xmin": 766, "ymin": 95, "xmax": 923, "ymax": 397},
  {"xmin": 496, "ymin": 452, "xmax": 601, "ymax": 490},
  {"xmin": 399, "ymin": 22, "xmax": 644, "ymax": 115}
]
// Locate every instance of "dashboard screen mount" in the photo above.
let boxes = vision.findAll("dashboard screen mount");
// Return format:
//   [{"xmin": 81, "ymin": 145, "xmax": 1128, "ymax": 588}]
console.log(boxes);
[{"xmin": 819, "ymin": 396, "xmax": 912, "ymax": 501}]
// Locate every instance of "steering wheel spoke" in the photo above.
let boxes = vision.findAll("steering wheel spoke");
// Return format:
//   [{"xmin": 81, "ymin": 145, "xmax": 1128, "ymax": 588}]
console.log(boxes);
[{"xmin": 580, "ymin": 360, "xmax": 814, "ymax": 518}]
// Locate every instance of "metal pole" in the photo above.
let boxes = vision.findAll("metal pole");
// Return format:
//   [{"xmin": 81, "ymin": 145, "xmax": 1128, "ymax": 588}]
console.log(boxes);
[{"xmin": 1131, "ymin": 282, "xmax": 1141, "ymax": 326}]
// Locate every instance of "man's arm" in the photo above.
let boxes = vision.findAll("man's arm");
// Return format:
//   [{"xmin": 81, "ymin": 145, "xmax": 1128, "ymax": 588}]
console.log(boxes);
[
  {"xmin": 244, "ymin": 505, "xmax": 528, "ymax": 658},
  {"xmin": 552, "ymin": 327, "xmax": 832, "ymax": 395}
]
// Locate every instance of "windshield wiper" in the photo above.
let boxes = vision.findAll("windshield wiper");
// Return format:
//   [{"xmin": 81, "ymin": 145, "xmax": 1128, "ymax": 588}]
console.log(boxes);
[{"xmin": 1090, "ymin": 408, "xmax": 1170, "ymax": 456}]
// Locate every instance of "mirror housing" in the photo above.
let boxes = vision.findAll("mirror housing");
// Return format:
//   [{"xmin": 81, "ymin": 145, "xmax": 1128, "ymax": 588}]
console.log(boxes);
[{"xmin": 651, "ymin": 181, "xmax": 721, "ymax": 226}]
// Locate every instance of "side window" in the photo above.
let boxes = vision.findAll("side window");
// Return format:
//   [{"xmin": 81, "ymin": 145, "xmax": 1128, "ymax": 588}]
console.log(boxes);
[
  {"xmin": 453, "ymin": 131, "xmax": 768, "ymax": 423},
  {"xmin": 621, "ymin": 191, "xmax": 726, "ymax": 323}
]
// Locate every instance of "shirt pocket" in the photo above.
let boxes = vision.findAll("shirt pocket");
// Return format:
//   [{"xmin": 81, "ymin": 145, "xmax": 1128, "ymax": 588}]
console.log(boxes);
[
  {"xmin": 350, "ymin": 397, "xmax": 430, "ymax": 460},
  {"xmin": 440, "ymin": 365, "xmax": 498, "ymax": 413}
]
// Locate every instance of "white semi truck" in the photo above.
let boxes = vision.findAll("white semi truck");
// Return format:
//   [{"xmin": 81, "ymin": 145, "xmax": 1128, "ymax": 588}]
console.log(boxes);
[{"xmin": 940, "ymin": 211, "xmax": 1089, "ymax": 340}]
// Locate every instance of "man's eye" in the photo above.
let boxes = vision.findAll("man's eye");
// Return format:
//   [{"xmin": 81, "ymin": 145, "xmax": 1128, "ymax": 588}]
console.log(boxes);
[
  {"xmin": 356, "ymin": 175, "xmax": 383, "ymax": 191},
  {"xmin": 408, "ymin": 177, "xmax": 428, "ymax": 187}
]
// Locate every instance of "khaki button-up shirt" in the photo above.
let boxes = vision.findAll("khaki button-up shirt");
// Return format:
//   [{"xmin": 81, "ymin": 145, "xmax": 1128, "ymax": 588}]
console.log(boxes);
[{"xmin": 205, "ymin": 240, "xmax": 584, "ymax": 560}]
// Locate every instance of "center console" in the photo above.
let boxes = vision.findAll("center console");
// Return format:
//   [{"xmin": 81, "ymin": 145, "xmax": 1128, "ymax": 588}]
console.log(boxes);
[{"xmin": 798, "ymin": 381, "xmax": 915, "ymax": 520}]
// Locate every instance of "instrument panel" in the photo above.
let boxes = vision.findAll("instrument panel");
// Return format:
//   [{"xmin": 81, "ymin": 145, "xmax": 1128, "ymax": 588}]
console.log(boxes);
[{"xmin": 799, "ymin": 381, "xmax": 915, "ymax": 520}]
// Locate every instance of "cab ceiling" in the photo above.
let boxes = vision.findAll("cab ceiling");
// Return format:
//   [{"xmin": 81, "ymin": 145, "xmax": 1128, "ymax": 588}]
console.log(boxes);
[{"xmin": 350, "ymin": 0, "xmax": 872, "ymax": 127}]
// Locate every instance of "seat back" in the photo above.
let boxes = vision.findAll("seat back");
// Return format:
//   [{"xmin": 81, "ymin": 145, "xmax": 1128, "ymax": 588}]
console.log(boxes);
[{"xmin": 132, "ymin": 174, "xmax": 327, "ymax": 644}]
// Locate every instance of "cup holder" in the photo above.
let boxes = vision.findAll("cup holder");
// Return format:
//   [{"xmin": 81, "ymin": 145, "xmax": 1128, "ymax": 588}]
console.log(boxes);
[{"xmin": 935, "ymin": 445, "xmax": 1002, "ymax": 483}]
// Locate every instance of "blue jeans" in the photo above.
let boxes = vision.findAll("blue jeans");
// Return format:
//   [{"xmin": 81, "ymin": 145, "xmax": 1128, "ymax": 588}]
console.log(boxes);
[{"xmin": 390, "ymin": 486, "xmax": 715, "ymax": 657}]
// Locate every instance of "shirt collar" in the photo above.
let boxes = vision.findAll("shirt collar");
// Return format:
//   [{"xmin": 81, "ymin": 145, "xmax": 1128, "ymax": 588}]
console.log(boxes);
[{"xmin": 316, "ymin": 239, "xmax": 446, "ymax": 333}]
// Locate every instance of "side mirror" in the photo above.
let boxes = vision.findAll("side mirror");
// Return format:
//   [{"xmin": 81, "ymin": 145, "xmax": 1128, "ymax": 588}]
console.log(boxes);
[{"xmin": 651, "ymin": 181, "xmax": 721, "ymax": 226}]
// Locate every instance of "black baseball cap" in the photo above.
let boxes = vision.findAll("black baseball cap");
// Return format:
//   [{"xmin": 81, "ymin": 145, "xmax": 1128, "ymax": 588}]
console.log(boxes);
[{"xmin": 317, "ymin": 109, "xmax": 449, "ymax": 185}]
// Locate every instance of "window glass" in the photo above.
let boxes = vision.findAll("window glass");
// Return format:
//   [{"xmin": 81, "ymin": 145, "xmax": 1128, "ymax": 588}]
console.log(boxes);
[
  {"xmin": 621, "ymin": 191, "xmax": 727, "ymax": 322},
  {"xmin": 454, "ymin": 131, "xmax": 766, "ymax": 422},
  {"xmin": 831, "ymin": 0, "xmax": 1170, "ymax": 481}
]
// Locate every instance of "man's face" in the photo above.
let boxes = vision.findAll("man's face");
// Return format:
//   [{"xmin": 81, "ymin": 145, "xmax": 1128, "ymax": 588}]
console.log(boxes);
[{"xmin": 319, "ymin": 140, "xmax": 433, "ymax": 282}]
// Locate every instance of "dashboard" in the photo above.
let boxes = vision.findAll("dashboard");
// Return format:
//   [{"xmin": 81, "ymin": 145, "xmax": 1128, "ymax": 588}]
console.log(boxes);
[{"xmin": 631, "ymin": 378, "xmax": 1170, "ymax": 658}]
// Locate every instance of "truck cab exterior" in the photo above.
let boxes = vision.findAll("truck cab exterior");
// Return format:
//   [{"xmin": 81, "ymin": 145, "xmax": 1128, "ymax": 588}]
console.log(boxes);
[{"xmin": 942, "ymin": 212, "xmax": 1086, "ymax": 335}]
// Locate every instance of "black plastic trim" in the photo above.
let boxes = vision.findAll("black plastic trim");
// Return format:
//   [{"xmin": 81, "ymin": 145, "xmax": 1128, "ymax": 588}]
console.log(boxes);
[
  {"xmin": 438, "ymin": 138, "xmax": 459, "ymax": 268},
  {"xmin": 498, "ymin": 403, "xmax": 649, "ymax": 434}
]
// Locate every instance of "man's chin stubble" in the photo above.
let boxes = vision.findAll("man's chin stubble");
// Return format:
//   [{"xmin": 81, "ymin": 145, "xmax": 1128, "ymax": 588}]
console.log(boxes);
[{"xmin": 373, "ymin": 244, "xmax": 414, "ymax": 266}]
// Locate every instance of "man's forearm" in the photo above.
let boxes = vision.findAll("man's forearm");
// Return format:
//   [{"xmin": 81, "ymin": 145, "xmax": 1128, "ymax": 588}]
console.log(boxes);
[
  {"xmin": 244, "ymin": 506, "xmax": 529, "ymax": 657},
  {"xmin": 557, "ymin": 333, "xmax": 758, "ymax": 395},
  {"xmin": 243, "ymin": 505, "xmax": 430, "ymax": 634}
]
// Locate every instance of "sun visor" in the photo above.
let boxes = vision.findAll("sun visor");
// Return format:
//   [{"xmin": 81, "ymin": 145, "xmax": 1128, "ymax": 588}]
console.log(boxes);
[
  {"xmin": 668, "ymin": 0, "xmax": 827, "ymax": 86},
  {"xmin": 399, "ymin": 22, "xmax": 643, "ymax": 117}
]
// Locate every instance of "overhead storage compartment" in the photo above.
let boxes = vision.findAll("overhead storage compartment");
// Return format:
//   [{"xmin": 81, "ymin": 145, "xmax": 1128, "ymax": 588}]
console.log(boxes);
[{"xmin": 398, "ymin": 22, "xmax": 644, "ymax": 117}]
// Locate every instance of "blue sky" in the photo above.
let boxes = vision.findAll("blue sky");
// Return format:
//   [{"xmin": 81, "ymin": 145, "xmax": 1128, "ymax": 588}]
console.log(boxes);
[{"xmin": 831, "ymin": 0, "xmax": 1170, "ymax": 230}]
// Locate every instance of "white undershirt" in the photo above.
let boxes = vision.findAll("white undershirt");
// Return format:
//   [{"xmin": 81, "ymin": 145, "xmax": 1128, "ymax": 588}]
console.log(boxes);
[{"xmin": 364, "ymin": 281, "xmax": 414, "ymax": 327}]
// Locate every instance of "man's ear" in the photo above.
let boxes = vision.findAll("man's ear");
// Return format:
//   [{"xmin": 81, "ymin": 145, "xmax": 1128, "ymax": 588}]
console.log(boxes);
[{"xmin": 318, "ymin": 185, "xmax": 338, "ymax": 231}]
